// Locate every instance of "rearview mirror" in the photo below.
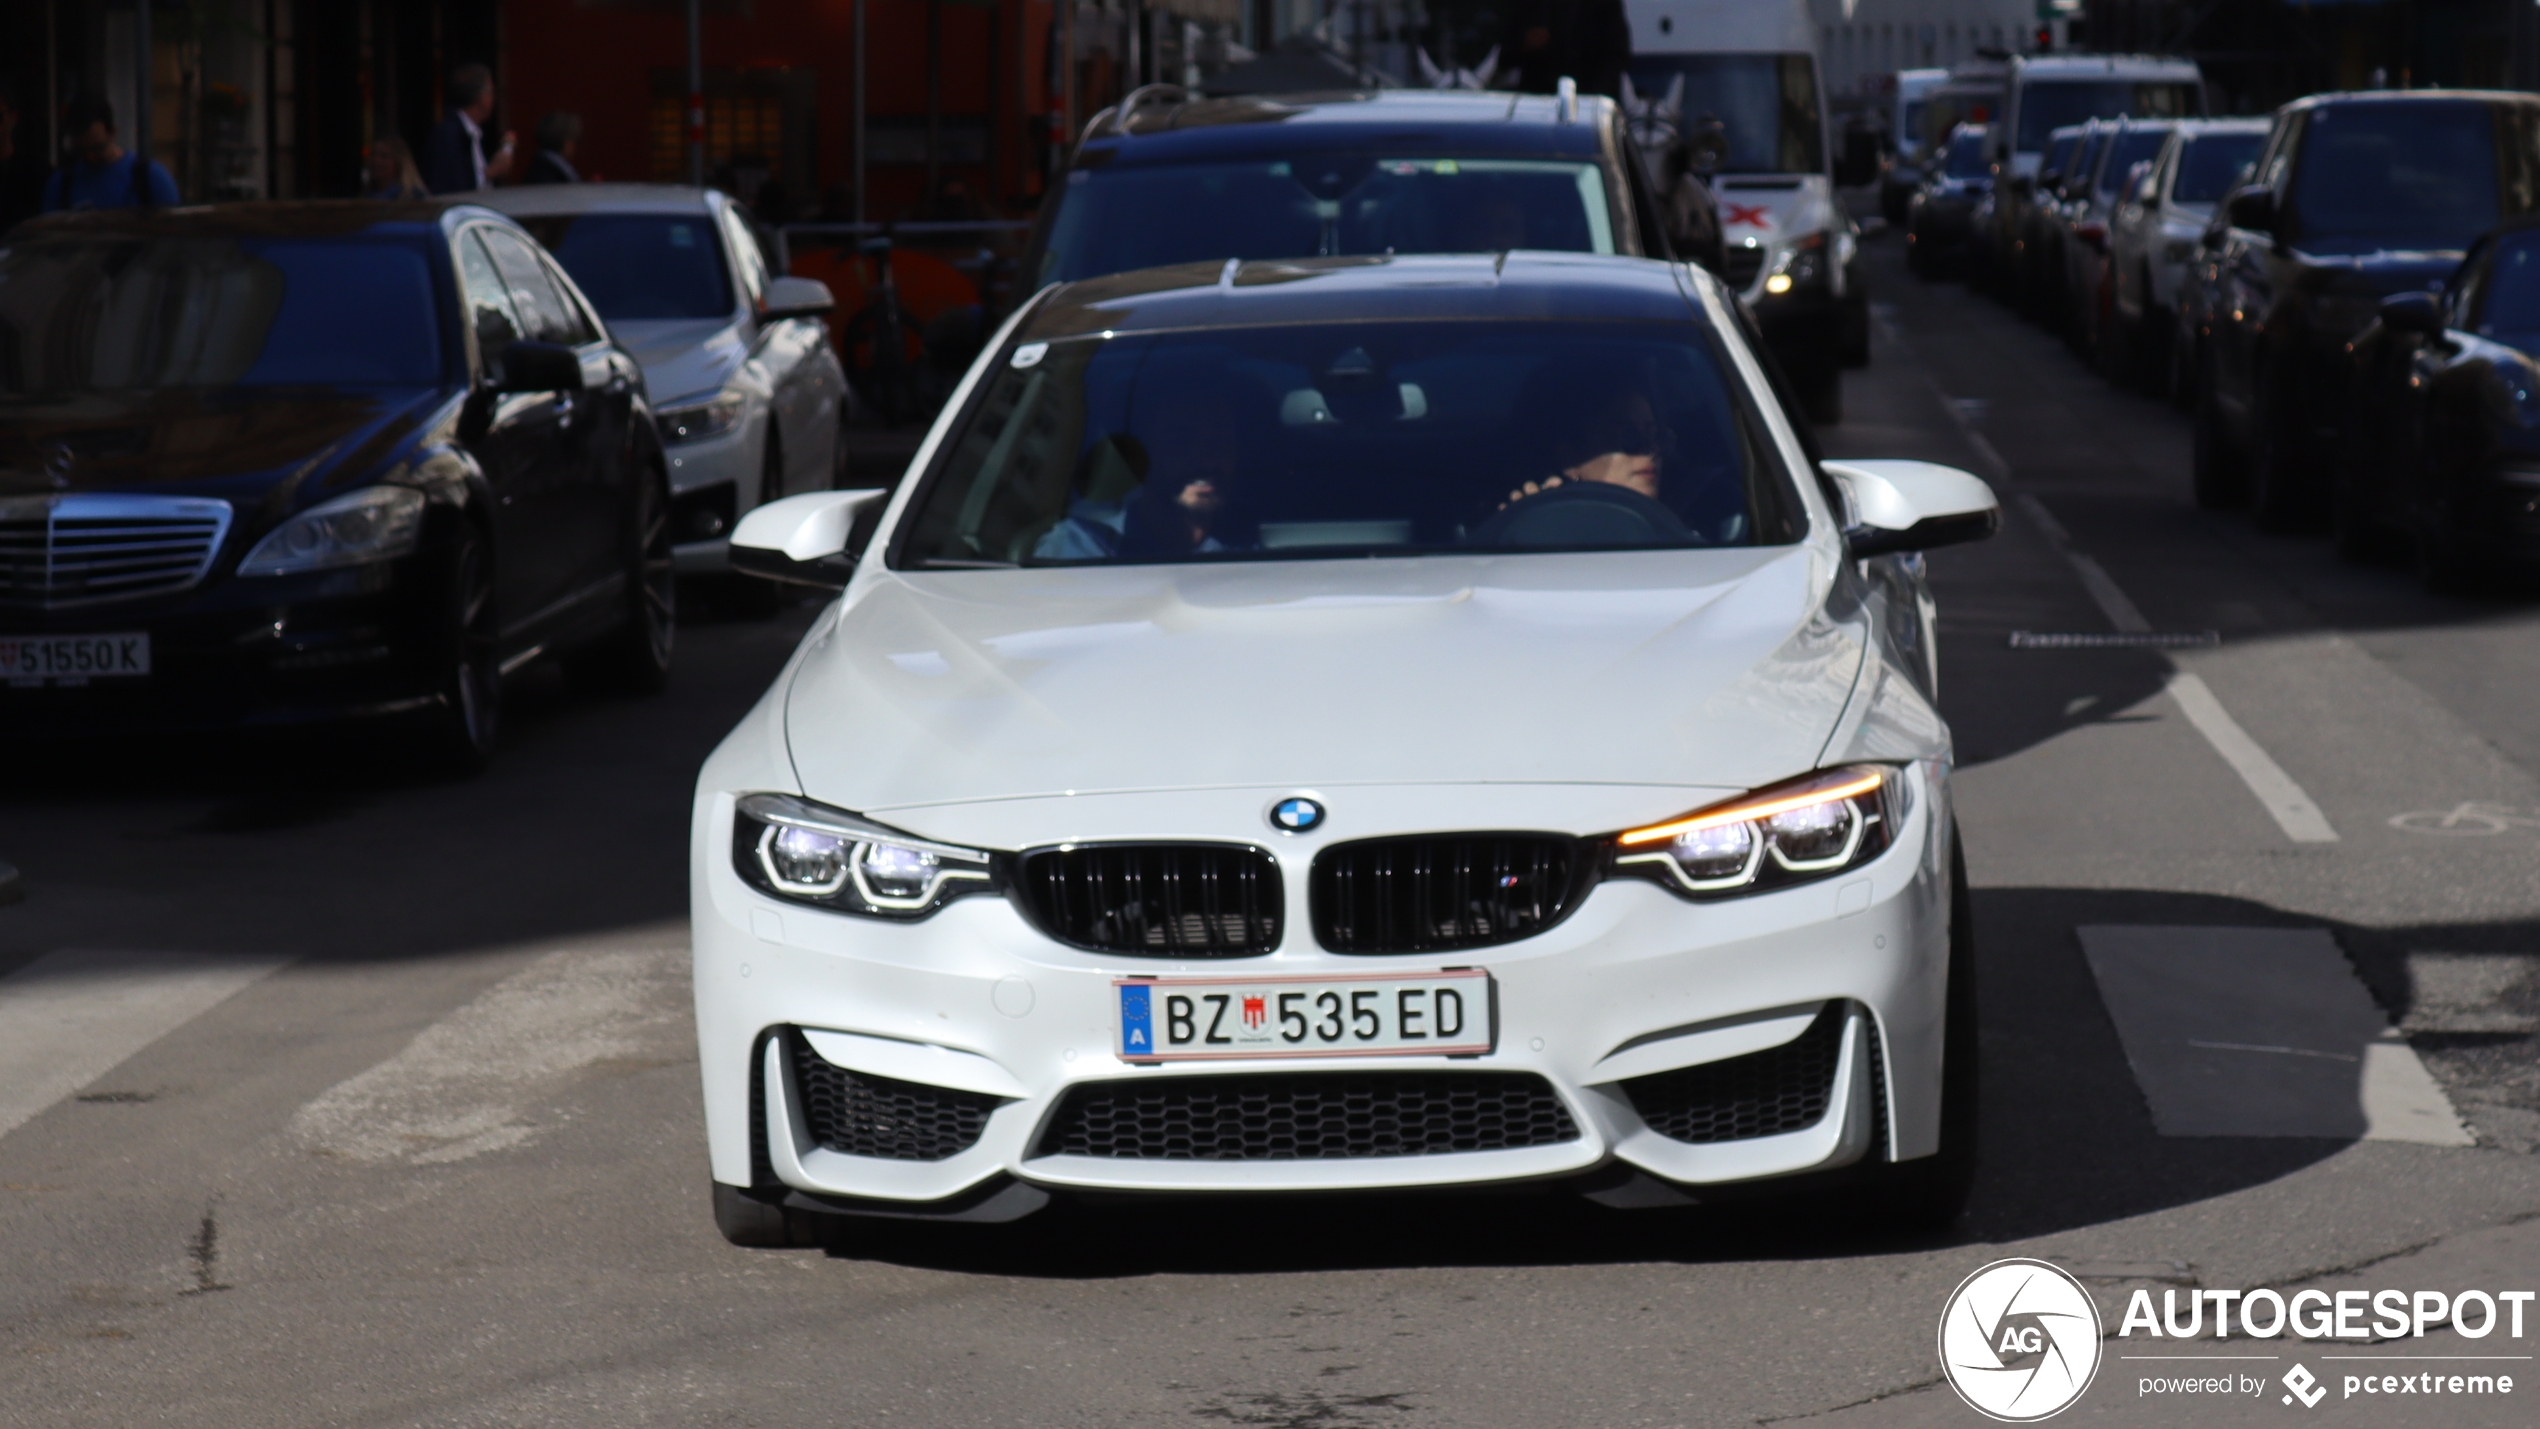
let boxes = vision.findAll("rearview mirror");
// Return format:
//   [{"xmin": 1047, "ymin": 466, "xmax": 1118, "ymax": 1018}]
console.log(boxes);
[
  {"xmin": 730, "ymin": 488, "xmax": 889, "ymax": 589},
  {"xmin": 496, "ymin": 341, "xmax": 584, "ymax": 393},
  {"xmin": 2226, "ymin": 185, "xmax": 2275, "ymax": 234},
  {"xmin": 1824, "ymin": 459, "xmax": 2000, "ymax": 558},
  {"xmin": 2378, "ymin": 291, "xmax": 2446, "ymax": 338},
  {"xmin": 760, "ymin": 275, "xmax": 837, "ymax": 323}
]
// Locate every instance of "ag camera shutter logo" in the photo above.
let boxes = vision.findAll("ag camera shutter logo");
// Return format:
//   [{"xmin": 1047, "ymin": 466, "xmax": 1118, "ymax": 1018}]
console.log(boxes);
[{"xmin": 1939, "ymin": 1258, "xmax": 2104, "ymax": 1421}]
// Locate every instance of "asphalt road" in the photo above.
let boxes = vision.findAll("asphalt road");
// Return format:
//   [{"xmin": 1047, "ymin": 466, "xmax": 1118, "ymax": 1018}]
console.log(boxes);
[{"xmin": 5, "ymin": 233, "xmax": 2540, "ymax": 1429}]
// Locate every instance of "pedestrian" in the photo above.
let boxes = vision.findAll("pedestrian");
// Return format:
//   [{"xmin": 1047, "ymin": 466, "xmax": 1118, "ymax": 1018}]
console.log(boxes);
[
  {"xmin": 40, "ymin": 93, "xmax": 179, "ymax": 213},
  {"xmin": 521, "ymin": 111, "xmax": 583, "ymax": 185},
  {"xmin": 422, "ymin": 62, "xmax": 516, "ymax": 194},
  {"xmin": 367, "ymin": 135, "xmax": 431, "ymax": 199},
  {"xmin": 1495, "ymin": 0, "xmax": 1632, "ymax": 100}
]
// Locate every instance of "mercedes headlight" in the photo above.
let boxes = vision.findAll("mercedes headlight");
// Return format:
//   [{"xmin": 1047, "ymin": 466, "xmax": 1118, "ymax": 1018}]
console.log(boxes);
[
  {"xmin": 1762, "ymin": 232, "xmax": 1829, "ymax": 297},
  {"xmin": 1609, "ymin": 765, "xmax": 1904, "ymax": 898},
  {"xmin": 732, "ymin": 793, "xmax": 998, "ymax": 918},
  {"xmin": 658, "ymin": 389, "xmax": 747, "ymax": 445},
  {"xmin": 237, "ymin": 484, "xmax": 426, "ymax": 576}
]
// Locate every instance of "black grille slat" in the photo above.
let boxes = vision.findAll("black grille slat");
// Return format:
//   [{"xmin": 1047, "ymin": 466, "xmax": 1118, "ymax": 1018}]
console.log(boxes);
[
  {"xmin": 1039, "ymin": 1071, "xmax": 1577, "ymax": 1160},
  {"xmin": 787, "ymin": 1031, "xmax": 1002, "ymax": 1161},
  {"xmin": 1624, "ymin": 1004, "xmax": 1847, "ymax": 1144},
  {"xmin": 1016, "ymin": 843, "xmax": 1281, "ymax": 956},
  {"xmin": 1311, "ymin": 834, "xmax": 1579, "ymax": 954},
  {"xmin": 1722, "ymin": 244, "xmax": 1767, "ymax": 290}
]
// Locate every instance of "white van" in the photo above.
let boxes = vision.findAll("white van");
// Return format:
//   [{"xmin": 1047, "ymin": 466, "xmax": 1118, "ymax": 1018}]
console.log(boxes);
[{"xmin": 1624, "ymin": 0, "xmax": 1866, "ymax": 421}]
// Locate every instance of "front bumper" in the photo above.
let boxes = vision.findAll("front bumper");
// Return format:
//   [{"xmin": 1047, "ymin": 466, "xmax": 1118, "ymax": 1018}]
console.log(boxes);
[
  {"xmin": 664, "ymin": 422, "xmax": 756, "ymax": 572},
  {"xmin": 692, "ymin": 773, "xmax": 1953, "ymax": 1211},
  {"xmin": 0, "ymin": 555, "xmax": 445, "ymax": 735}
]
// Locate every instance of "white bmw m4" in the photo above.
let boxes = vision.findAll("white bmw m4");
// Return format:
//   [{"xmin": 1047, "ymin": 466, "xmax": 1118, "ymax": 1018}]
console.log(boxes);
[{"xmin": 691, "ymin": 252, "xmax": 1999, "ymax": 1245}]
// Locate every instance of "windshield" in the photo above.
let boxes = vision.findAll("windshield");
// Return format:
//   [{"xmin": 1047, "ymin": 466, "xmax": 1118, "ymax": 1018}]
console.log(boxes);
[
  {"xmin": 2041, "ymin": 132, "xmax": 2080, "ymax": 180},
  {"xmin": 1626, "ymin": 54, "xmax": 1824, "ymax": 174},
  {"xmin": 0, "ymin": 235, "xmax": 442, "ymax": 392},
  {"xmin": 2174, "ymin": 132, "xmax": 2263, "ymax": 203},
  {"xmin": 896, "ymin": 320, "xmax": 1801, "ymax": 568},
  {"xmin": 1899, "ymin": 101, "xmax": 1927, "ymax": 148},
  {"xmin": 2063, "ymin": 134, "xmax": 2105, "ymax": 194},
  {"xmin": 2016, "ymin": 80, "xmax": 2199, "ymax": 152},
  {"xmin": 514, "ymin": 213, "xmax": 732, "ymax": 322},
  {"xmin": 2291, "ymin": 102, "xmax": 2536, "ymax": 253},
  {"xmin": 1945, "ymin": 129, "xmax": 1990, "ymax": 179},
  {"xmin": 2096, "ymin": 129, "xmax": 2169, "ymax": 197},
  {"xmin": 1040, "ymin": 159, "xmax": 1613, "ymax": 286}
]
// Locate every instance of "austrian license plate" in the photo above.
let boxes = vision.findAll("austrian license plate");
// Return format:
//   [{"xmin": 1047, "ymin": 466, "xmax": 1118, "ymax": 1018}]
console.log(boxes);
[
  {"xmin": 0, "ymin": 633, "xmax": 151, "ymax": 687},
  {"xmin": 1117, "ymin": 970, "xmax": 1493, "ymax": 1062}
]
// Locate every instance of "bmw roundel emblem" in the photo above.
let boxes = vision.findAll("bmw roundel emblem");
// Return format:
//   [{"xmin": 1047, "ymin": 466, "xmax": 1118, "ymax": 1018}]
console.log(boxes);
[{"xmin": 1270, "ymin": 797, "xmax": 1326, "ymax": 834}]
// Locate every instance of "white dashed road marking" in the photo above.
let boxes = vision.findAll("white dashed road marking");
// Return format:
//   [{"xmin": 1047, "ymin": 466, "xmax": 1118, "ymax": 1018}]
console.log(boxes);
[{"xmin": 0, "ymin": 950, "xmax": 292, "ymax": 1143}]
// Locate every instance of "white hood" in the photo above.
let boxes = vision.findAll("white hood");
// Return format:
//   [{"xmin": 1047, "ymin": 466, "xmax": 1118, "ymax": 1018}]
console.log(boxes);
[
  {"xmin": 613, "ymin": 318, "xmax": 748, "ymax": 406},
  {"xmin": 783, "ymin": 547, "xmax": 1864, "ymax": 812}
]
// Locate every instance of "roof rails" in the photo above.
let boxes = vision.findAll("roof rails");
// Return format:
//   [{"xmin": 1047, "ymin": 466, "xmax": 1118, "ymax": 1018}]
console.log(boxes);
[{"xmin": 1080, "ymin": 84, "xmax": 1192, "ymax": 145}]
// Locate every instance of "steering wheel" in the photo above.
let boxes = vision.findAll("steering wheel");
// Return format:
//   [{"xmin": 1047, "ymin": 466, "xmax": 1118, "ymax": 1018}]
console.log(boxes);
[{"xmin": 1466, "ymin": 481, "xmax": 1693, "ymax": 549}]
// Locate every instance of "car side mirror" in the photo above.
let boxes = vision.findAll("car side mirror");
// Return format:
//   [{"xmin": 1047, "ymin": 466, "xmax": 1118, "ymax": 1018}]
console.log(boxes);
[
  {"xmin": 496, "ymin": 340, "xmax": 584, "ymax": 393},
  {"xmin": 729, "ymin": 488, "xmax": 888, "ymax": 589},
  {"xmin": 760, "ymin": 275, "xmax": 837, "ymax": 323},
  {"xmin": 2378, "ymin": 291, "xmax": 2447, "ymax": 338},
  {"xmin": 1825, "ymin": 459, "xmax": 2000, "ymax": 559},
  {"xmin": 2226, "ymin": 186, "xmax": 2275, "ymax": 234}
]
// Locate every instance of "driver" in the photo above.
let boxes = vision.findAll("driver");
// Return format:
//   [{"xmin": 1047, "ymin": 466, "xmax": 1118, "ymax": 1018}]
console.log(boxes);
[{"xmin": 1501, "ymin": 385, "xmax": 1665, "ymax": 510}]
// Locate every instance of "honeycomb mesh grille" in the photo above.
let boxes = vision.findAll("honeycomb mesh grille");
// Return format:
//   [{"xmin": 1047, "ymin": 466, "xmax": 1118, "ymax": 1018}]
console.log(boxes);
[
  {"xmin": 1311, "ymin": 834, "xmax": 1579, "ymax": 954},
  {"xmin": 1039, "ymin": 1071, "xmax": 1579, "ymax": 1160},
  {"xmin": 1624, "ymin": 1003, "xmax": 1846, "ymax": 1144},
  {"xmin": 788, "ymin": 1030, "xmax": 1002, "ymax": 1161},
  {"xmin": 1015, "ymin": 843, "xmax": 1282, "ymax": 956}
]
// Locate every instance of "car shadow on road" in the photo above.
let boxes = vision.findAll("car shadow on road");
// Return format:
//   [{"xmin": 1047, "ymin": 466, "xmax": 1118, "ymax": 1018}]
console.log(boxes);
[{"xmin": 821, "ymin": 885, "xmax": 2534, "ymax": 1281}]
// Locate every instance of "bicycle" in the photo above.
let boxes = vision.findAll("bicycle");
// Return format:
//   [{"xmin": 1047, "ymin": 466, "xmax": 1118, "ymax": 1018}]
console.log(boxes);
[{"xmin": 2386, "ymin": 802, "xmax": 2540, "ymax": 836}]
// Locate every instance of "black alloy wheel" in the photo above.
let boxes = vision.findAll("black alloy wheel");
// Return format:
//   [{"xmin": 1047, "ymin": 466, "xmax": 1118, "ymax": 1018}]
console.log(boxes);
[
  {"xmin": 424, "ymin": 524, "xmax": 502, "ymax": 776},
  {"xmin": 2190, "ymin": 363, "xmax": 2246, "ymax": 510},
  {"xmin": 565, "ymin": 464, "xmax": 676, "ymax": 695},
  {"xmin": 2244, "ymin": 380, "xmax": 2313, "ymax": 533},
  {"xmin": 2412, "ymin": 491, "xmax": 2495, "ymax": 597}
]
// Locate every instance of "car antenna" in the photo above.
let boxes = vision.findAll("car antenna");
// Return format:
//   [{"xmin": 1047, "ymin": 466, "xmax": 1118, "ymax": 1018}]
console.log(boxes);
[{"xmin": 1555, "ymin": 77, "xmax": 1579, "ymax": 124}]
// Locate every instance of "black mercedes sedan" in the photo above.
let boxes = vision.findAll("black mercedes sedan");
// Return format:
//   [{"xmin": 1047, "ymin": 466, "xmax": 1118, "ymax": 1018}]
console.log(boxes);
[
  {"xmin": 2194, "ymin": 91, "xmax": 2540, "ymax": 527},
  {"xmin": 2339, "ymin": 219, "xmax": 2540, "ymax": 590},
  {"xmin": 0, "ymin": 202, "xmax": 675, "ymax": 770}
]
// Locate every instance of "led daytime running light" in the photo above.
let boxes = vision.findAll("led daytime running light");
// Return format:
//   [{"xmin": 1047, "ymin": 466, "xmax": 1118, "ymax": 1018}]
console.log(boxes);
[{"xmin": 1617, "ymin": 770, "xmax": 1885, "ymax": 846}]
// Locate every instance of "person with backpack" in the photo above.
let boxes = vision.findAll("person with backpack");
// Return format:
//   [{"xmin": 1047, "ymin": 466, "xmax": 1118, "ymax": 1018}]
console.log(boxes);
[{"xmin": 41, "ymin": 93, "xmax": 179, "ymax": 212}]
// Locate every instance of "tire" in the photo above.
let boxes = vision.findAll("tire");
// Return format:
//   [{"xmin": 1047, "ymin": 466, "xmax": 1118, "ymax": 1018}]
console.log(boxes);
[
  {"xmin": 720, "ymin": 434, "xmax": 788, "ymax": 619},
  {"xmin": 2190, "ymin": 365, "xmax": 2245, "ymax": 510},
  {"xmin": 2136, "ymin": 298, "xmax": 2173, "ymax": 396},
  {"xmin": 2413, "ymin": 497, "xmax": 2495, "ymax": 597},
  {"xmin": 2245, "ymin": 384, "xmax": 2310, "ymax": 533},
  {"xmin": 419, "ymin": 525, "xmax": 501, "ymax": 777},
  {"xmin": 564, "ymin": 464, "xmax": 677, "ymax": 696},
  {"xmin": 1859, "ymin": 836, "xmax": 1979, "ymax": 1233},
  {"xmin": 712, "ymin": 1182, "xmax": 829, "ymax": 1249}
]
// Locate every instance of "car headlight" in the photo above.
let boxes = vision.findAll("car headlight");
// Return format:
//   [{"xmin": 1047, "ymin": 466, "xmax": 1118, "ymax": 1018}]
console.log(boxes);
[
  {"xmin": 658, "ymin": 389, "xmax": 747, "ymax": 445},
  {"xmin": 1763, "ymin": 232, "xmax": 1829, "ymax": 297},
  {"xmin": 732, "ymin": 793, "xmax": 999, "ymax": 918},
  {"xmin": 237, "ymin": 484, "xmax": 426, "ymax": 576},
  {"xmin": 1608, "ymin": 765, "xmax": 1904, "ymax": 899}
]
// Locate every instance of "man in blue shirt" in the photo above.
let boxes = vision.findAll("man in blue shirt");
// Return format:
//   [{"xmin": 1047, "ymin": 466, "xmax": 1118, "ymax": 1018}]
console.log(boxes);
[{"xmin": 42, "ymin": 94, "xmax": 179, "ymax": 212}]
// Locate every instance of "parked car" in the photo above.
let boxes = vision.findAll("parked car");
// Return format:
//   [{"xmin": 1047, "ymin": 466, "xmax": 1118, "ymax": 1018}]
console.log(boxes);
[
  {"xmin": 0, "ymin": 202, "xmax": 675, "ymax": 768},
  {"xmin": 479, "ymin": 183, "xmax": 848, "ymax": 581},
  {"xmin": 2105, "ymin": 118, "xmax": 2267, "ymax": 392},
  {"xmin": 1905, "ymin": 123, "xmax": 1992, "ymax": 276},
  {"xmin": 1985, "ymin": 51, "xmax": 2205, "ymax": 300},
  {"xmin": 2057, "ymin": 117, "xmax": 2175, "ymax": 360},
  {"xmin": 2010, "ymin": 125, "xmax": 2087, "ymax": 310},
  {"xmin": 2339, "ymin": 220, "xmax": 2540, "ymax": 587},
  {"xmin": 1881, "ymin": 67, "xmax": 1951, "ymax": 225},
  {"xmin": 693, "ymin": 250, "xmax": 1998, "ymax": 1245},
  {"xmin": 2194, "ymin": 91, "xmax": 2540, "ymax": 525}
]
